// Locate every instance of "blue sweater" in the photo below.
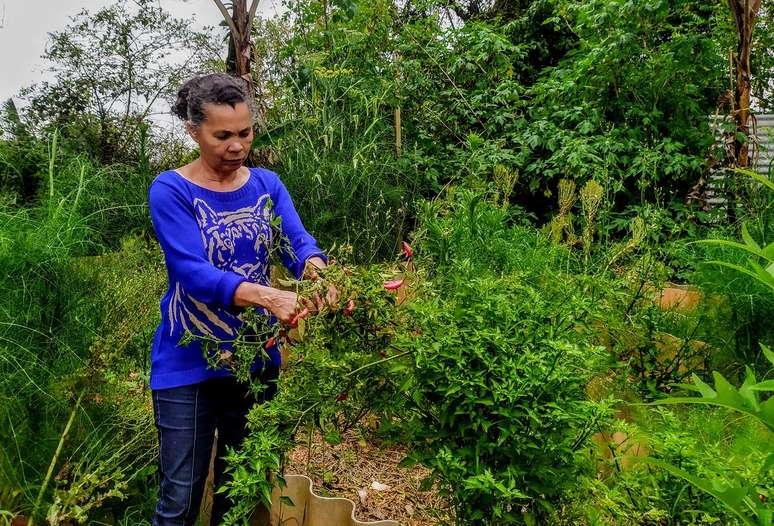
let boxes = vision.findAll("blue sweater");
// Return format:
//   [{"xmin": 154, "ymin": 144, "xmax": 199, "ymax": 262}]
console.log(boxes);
[{"xmin": 147, "ymin": 167, "xmax": 325, "ymax": 390}]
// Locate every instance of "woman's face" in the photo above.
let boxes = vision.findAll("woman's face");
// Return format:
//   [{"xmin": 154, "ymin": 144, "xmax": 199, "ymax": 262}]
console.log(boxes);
[{"xmin": 189, "ymin": 102, "xmax": 253, "ymax": 173}]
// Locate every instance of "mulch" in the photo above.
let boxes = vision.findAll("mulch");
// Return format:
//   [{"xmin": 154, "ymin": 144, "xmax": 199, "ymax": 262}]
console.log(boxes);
[{"xmin": 285, "ymin": 429, "xmax": 452, "ymax": 526}]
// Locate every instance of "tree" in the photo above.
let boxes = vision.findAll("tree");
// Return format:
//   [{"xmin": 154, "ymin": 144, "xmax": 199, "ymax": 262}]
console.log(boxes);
[
  {"xmin": 21, "ymin": 0, "xmax": 220, "ymax": 164},
  {"xmin": 212, "ymin": 0, "xmax": 267, "ymax": 131},
  {"xmin": 728, "ymin": 0, "xmax": 762, "ymax": 168}
]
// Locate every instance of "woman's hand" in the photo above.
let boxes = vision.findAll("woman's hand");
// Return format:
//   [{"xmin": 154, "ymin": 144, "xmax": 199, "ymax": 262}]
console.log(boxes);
[
  {"xmin": 265, "ymin": 288, "xmax": 307, "ymax": 325},
  {"xmin": 304, "ymin": 257, "xmax": 339, "ymax": 310},
  {"xmin": 233, "ymin": 282, "xmax": 311, "ymax": 325}
]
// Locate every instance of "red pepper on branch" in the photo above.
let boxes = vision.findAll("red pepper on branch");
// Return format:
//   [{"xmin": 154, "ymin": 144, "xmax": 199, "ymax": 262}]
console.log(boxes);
[
  {"xmin": 289, "ymin": 307, "xmax": 310, "ymax": 328},
  {"xmin": 383, "ymin": 278, "xmax": 405, "ymax": 290},
  {"xmin": 402, "ymin": 241, "xmax": 413, "ymax": 259}
]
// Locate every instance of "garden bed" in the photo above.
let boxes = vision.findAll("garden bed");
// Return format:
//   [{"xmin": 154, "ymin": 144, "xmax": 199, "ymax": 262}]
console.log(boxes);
[{"xmin": 285, "ymin": 429, "xmax": 452, "ymax": 526}]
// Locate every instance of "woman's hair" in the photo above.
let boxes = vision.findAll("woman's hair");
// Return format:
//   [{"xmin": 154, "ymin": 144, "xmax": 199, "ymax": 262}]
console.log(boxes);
[{"xmin": 173, "ymin": 73, "xmax": 252, "ymax": 126}]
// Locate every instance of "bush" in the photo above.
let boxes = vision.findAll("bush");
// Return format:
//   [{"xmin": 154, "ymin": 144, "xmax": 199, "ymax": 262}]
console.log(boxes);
[
  {"xmin": 385, "ymin": 191, "xmax": 614, "ymax": 524},
  {"xmin": 399, "ymin": 272, "xmax": 612, "ymax": 524}
]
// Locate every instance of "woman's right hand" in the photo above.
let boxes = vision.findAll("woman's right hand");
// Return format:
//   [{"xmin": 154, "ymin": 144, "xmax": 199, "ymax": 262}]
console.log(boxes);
[
  {"xmin": 233, "ymin": 282, "xmax": 311, "ymax": 325},
  {"xmin": 265, "ymin": 288, "xmax": 310, "ymax": 326}
]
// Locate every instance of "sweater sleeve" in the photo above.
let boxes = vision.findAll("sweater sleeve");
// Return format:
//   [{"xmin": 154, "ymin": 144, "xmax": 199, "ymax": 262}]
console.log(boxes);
[
  {"xmin": 148, "ymin": 180, "xmax": 246, "ymax": 306},
  {"xmin": 269, "ymin": 172, "xmax": 327, "ymax": 279}
]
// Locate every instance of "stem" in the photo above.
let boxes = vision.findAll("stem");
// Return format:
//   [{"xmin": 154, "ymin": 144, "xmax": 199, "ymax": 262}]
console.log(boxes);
[
  {"xmin": 344, "ymin": 349, "xmax": 412, "ymax": 378},
  {"xmin": 29, "ymin": 391, "xmax": 84, "ymax": 526},
  {"xmin": 305, "ymin": 422, "xmax": 313, "ymax": 472},
  {"xmin": 48, "ymin": 129, "xmax": 58, "ymax": 200}
]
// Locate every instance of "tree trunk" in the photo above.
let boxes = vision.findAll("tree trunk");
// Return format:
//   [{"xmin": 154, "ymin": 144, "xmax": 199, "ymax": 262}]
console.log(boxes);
[
  {"xmin": 213, "ymin": 0, "xmax": 264, "ymax": 162},
  {"xmin": 213, "ymin": 0, "xmax": 260, "ymax": 88},
  {"xmin": 729, "ymin": 0, "xmax": 761, "ymax": 168}
]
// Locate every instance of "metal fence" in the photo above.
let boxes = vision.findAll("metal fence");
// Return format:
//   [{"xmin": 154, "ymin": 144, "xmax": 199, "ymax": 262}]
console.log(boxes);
[
  {"xmin": 705, "ymin": 113, "xmax": 773, "ymax": 213},
  {"xmin": 754, "ymin": 113, "xmax": 774, "ymax": 176}
]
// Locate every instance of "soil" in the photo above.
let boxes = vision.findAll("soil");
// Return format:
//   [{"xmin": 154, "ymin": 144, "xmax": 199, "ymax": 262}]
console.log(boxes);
[{"xmin": 285, "ymin": 429, "xmax": 452, "ymax": 525}]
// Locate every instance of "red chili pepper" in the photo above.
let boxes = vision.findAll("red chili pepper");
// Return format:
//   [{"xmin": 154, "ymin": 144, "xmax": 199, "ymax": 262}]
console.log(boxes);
[
  {"xmin": 383, "ymin": 278, "xmax": 405, "ymax": 290},
  {"xmin": 342, "ymin": 299, "xmax": 356, "ymax": 316},
  {"xmin": 290, "ymin": 307, "xmax": 310, "ymax": 328},
  {"xmin": 402, "ymin": 241, "xmax": 413, "ymax": 258},
  {"xmin": 264, "ymin": 336, "xmax": 276, "ymax": 350},
  {"xmin": 336, "ymin": 391, "xmax": 349, "ymax": 402}
]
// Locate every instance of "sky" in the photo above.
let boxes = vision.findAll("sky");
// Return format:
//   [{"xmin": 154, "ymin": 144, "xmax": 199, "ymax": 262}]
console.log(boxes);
[{"xmin": 0, "ymin": 0, "xmax": 281, "ymax": 103}]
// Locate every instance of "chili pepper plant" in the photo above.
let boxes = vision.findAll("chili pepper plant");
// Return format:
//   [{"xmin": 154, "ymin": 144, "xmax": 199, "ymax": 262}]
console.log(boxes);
[{"xmin": 212, "ymin": 245, "xmax": 420, "ymax": 524}]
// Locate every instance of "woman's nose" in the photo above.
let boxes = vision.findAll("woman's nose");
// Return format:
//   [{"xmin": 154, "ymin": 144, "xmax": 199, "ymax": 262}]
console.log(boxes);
[{"xmin": 227, "ymin": 141, "xmax": 243, "ymax": 152}]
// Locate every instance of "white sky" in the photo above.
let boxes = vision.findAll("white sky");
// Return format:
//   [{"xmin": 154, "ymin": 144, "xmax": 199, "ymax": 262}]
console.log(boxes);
[{"xmin": 0, "ymin": 0, "xmax": 281, "ymax": 103}]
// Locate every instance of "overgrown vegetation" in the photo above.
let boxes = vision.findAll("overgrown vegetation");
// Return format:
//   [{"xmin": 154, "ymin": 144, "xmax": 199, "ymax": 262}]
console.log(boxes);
[{"xmin": 1, "ymin": 0, "xmax": 773, "ymax": 524}]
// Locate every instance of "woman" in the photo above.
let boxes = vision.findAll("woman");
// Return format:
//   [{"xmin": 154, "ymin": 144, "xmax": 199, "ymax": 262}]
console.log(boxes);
[{"xmin": 148, "ymin": 73, "xmax": 330, "ymax": 525}]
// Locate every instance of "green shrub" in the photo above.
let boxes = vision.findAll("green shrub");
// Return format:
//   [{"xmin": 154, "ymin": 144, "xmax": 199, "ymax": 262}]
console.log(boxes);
[
  {"xmin": 564, "ymin": 406, "xmax": 772, "ymax": 526},
  {"xmin": 398, "ymin": 272, "xmax": 612, "ymax": 524}
]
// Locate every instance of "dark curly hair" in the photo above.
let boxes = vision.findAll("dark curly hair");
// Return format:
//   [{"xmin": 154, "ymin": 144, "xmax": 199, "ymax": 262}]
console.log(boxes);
[{"xmin": 173, "ymin": 73, "xmax": 252, "ymax": 126}]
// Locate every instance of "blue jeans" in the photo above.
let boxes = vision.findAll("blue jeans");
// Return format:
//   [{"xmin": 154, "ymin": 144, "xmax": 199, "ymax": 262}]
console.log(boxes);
[{"xmin": 151, "ymin": 367, "xmax": 278, "ymax": 526}]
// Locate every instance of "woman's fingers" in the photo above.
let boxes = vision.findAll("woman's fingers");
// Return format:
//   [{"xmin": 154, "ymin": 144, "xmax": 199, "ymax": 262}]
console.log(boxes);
[
  {"xmin": 326, "ymin": 284, "xmax": 339, "ymax": 307},
  {"xmin": 289, "ymin": 306, "xmax": 310, "ymax": 328}
]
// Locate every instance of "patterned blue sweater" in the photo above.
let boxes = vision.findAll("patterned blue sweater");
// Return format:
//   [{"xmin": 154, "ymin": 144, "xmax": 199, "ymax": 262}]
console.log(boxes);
[{"xmin": 147, "ymin": 168, "xmax": 325, "ymax": 390}]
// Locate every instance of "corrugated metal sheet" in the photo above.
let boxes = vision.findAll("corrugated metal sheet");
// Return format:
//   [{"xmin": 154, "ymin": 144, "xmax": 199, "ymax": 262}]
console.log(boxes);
[
  {"xmin": 754, "ymin": 114, "xmax": 774, "ymax": 176},
  {"xmin": 703, "ymin": 114, "xmax": 773, "ymax": 214}
]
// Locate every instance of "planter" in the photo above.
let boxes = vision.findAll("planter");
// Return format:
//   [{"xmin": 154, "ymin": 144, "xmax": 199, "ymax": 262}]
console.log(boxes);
[
  {"xmin": 253, "ymin": 474, "xmax": 399, "ymax": 526},
  {"xmin": 650, "ymin": 283, "xmax": 703, "ymax": 312},
  {"xmin": 202, "ymin": 453, "xmax": 399, "ymax": 526}
]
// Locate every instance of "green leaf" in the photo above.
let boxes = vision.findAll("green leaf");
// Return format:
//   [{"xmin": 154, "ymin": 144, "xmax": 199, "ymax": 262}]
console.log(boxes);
[
  {"xmin": 761, "ymin": 343, "xmax": 774, "ymax": 367},
  {"xmin": 704, "ymin": 261, "xmax": 774, "ymax": 293},
  {"xmin": 691, "ymin": 373, "xmax": 716, "ymax": 398},
  {"xmin": 635, "ymin": 458, "xmax": 757, "ymax": 526},
  {"xmin": 741, "ymin": 223, "xmax": 760, "ymax": 250},
  {"xmin": 738, "ymin": 168, "xmax": 774, "ymax": 192},
  {"xmin": 750, "ymin": 380, "xmax": 774, "ymax": 392},
  {"xmin": 697, "ymin": 239, "xmax": 765, "ymax": 259}
]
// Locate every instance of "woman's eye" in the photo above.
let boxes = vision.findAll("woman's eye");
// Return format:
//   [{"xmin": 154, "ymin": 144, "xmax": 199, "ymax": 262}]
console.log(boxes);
[
  {"xmin": 239, "ymin": 131, "xmax": 250, "ymax": 138},
  {"xmin": 216, "ymin": 134, "xmax": 229, "ymax": 140}
]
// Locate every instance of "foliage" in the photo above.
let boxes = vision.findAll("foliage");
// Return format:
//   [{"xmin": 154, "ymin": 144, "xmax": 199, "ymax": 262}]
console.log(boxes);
[
  {"xmin": 563, "ymin": 406, "xmax": 772, "ymax": 525},
  {"xmin": 218, "ymin": 254, "xmax": 413, "ymax": 524},
  {"xmin": 0, "ymin": 138, "xmax": 161, "ymax": 521},
  {"xmin": 19, "ymin": 0, "xmax": 219, "ymax": 165},
  {"xmin": 634, "ymin": 170, "xmax": 774, "ymax": 525},
  {"xmin": 692, "ymin": 169, "xmax": 774, "ymax": 367},
  {"xmin": 394, "ymin": 191, "xmax": 614, "ymax": 524},
  {"xmin": 0, "ymin": 101, "xmax": 48, "ymax": 202},
  {"xmin": 699, "ymin": 170, "xmax": 774, "ymax": 293},
  {"xmin": 644, "ymin": 344, "xmax": 774, "ymax": 525},
  {"xmin": 252, "ymin": 0, "xmax": 415, "ymax": 262},
  {"xmin": 518, "ymin": 0, "xmax": 727, "ymax": 206},
  {"xmin": 399, "ymin": 274, "xmax": 611, "ymax": 524},
  {"xmin": 3, "ymin": 0, "xmax": 774, "ymax": 523}
]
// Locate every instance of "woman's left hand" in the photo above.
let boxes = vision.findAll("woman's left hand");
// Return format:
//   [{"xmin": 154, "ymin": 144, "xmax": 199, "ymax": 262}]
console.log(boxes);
[{"xmin": 305, "ymin": 257, "xmax": 339, "ymax": 311}]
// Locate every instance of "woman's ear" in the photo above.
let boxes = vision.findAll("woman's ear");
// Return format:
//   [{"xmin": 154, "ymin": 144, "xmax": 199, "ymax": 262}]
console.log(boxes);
[{"xmin": 185, "ymin": 122, "xmax": 199, "ymax": 143}]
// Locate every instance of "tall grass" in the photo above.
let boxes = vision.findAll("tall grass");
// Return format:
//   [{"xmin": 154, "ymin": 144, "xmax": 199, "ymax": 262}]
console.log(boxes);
[
  {"xmin": 0, "ymin": 136, "xmax": 162, "ymax": 521},
  {"xmin": 262, "ymin": 71, "xmax": 417, "ymax": 263}
]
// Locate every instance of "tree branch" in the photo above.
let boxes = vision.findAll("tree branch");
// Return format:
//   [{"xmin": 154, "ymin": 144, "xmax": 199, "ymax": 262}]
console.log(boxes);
[
  {"xmin": 212, "ymin": 0, "xmax": 241, "ymax": 41},
  {"xmin": 248, "ymin": 0, "xmax": 260, "ymax": 25}
]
